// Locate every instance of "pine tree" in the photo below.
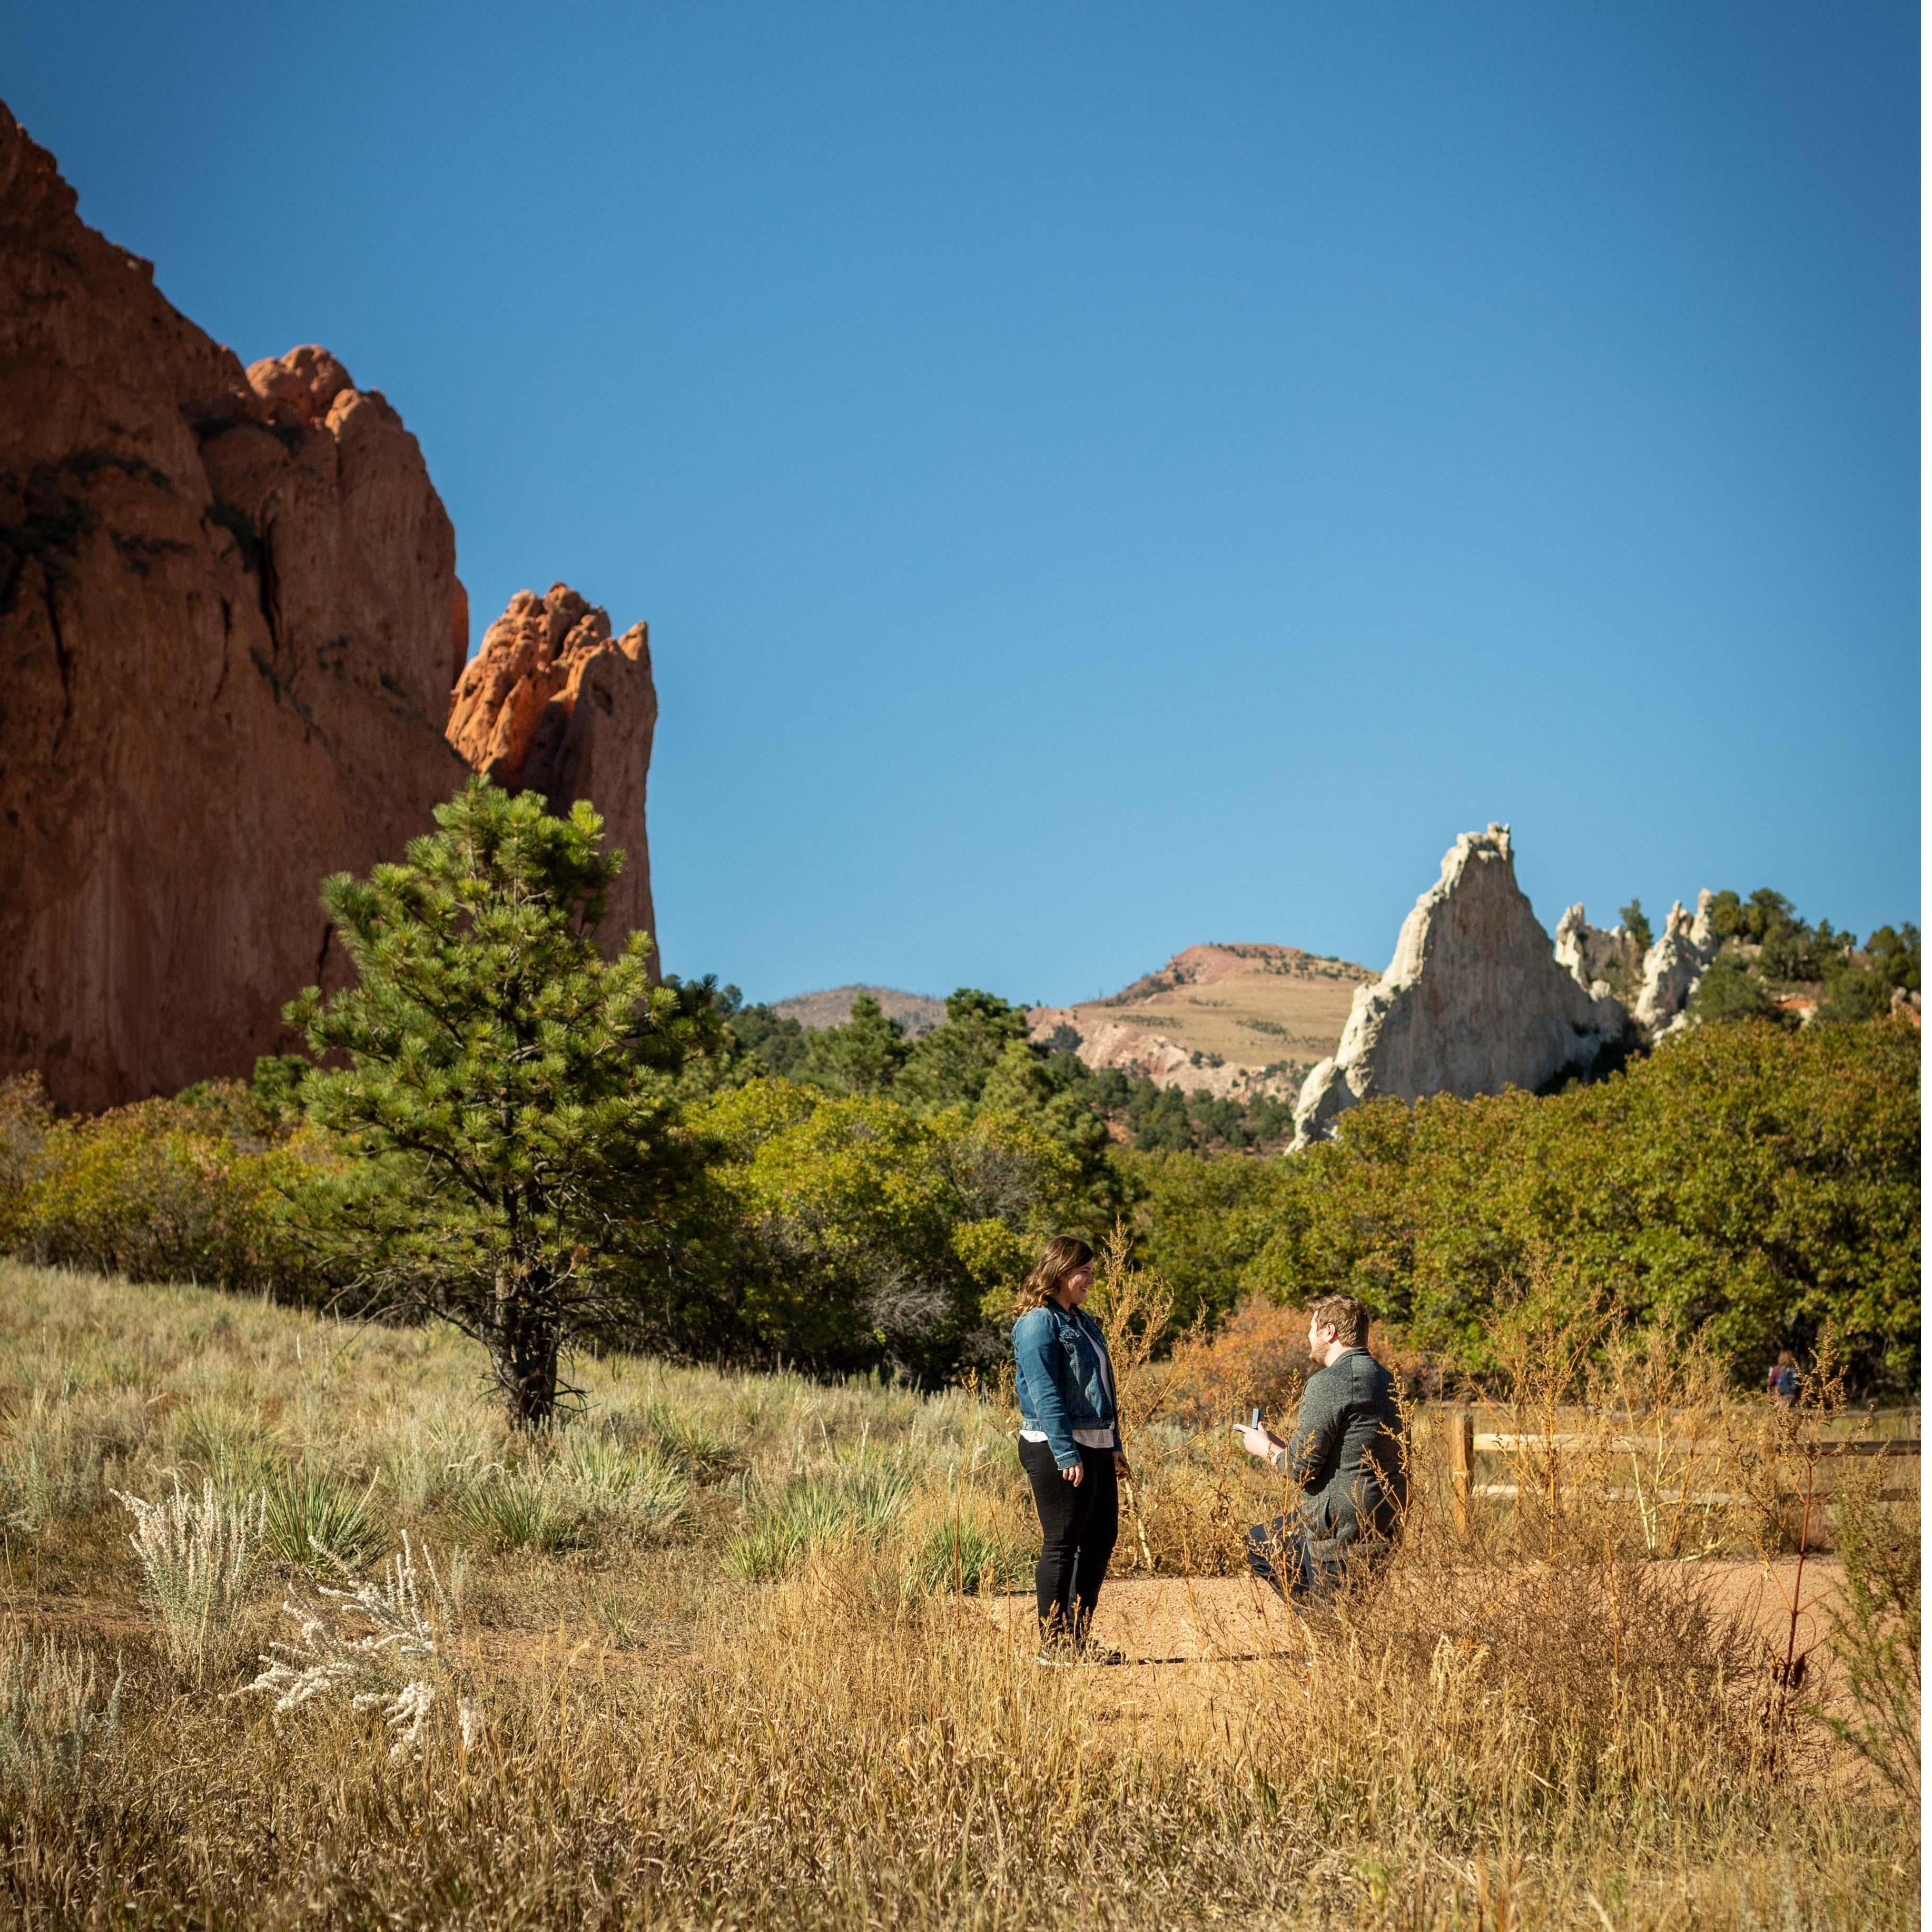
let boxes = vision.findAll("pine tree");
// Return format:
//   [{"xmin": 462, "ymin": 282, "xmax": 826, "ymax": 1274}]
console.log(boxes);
[
  {"xmin": 896, "ymin": 990, "xmax": 1029, "ymax": 1110},
  {"xmin": 795, "ymin": 993, "xmax": 910, "ymax": 1095},
  {"xmin": 286, "ymin": 778, "xmax": 718, "ymax": 1426}
]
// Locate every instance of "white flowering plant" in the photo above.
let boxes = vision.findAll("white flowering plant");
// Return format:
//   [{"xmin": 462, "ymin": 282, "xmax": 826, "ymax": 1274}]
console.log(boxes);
[{"xmin": 237, "ymin": 1533, "xmax": 475, "ymax": 1760}]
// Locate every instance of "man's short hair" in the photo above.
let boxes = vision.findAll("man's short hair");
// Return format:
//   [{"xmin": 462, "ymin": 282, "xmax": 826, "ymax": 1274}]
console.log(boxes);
[{"xmin": 1308, "ymin": 1294, "xmax": 1371, "ymax": 1348}]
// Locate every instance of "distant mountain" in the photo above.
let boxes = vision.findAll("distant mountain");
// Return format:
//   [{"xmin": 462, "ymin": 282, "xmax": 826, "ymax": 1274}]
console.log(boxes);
[
  {"xmin": 770, "ymin": 985, "xmax": 948, "ymax": 1037},
  {"xmin": 1029, "ymin": 943, "xmax": 1374, "ymax": 1101}
]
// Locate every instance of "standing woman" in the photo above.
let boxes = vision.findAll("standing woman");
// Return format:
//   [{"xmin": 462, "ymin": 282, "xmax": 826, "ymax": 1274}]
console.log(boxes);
[{"xmin": 1011, "ymin": 1236, "xmax": 1129, "ymax": 1664}]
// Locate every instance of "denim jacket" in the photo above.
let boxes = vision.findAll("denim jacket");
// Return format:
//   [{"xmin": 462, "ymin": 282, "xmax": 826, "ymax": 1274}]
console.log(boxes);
[{"xmin": 1012, "ymin": 1302, "xmax": 1117, "ymax": 1469}]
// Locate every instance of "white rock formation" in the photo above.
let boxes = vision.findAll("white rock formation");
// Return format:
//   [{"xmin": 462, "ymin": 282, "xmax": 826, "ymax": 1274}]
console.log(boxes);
[
  {"xmin": 1290, "ymin": 825, "xmax": 1630, "ymax": 1149},
  {"xmin": 1632, "ymin": 891, "xmax": 1721, "ymax": 1041},
  {"xmin": 1553, "ymin": 904, "xmax": 1642, "ymax": 996}
]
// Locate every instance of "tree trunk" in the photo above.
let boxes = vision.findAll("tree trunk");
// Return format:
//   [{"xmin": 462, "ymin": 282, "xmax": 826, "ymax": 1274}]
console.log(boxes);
[{"xmin": 493, "ymin": 1265, "xmax": 559, "ymax": 1429}]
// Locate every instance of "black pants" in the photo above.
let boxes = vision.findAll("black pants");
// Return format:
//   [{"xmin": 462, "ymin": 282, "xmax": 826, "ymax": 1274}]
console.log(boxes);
[
  {"xmin": 1018, "ymin": 1438, "xmax": 1118, "ymax": 1639},
  {"xmin": 1246, "ymin": 1513, "xmax": 1394, "ymax": 1603},
  {"xmin": 1245, "ymin": 1513, "xmax": 1338, "ymax": 1603}
]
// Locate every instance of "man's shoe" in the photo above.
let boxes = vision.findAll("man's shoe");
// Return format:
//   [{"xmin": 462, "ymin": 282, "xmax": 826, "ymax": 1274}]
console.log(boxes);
[
  {"xmin": 1035, "ymin": 1637, "xmax": 1078, "ymax": 1667},
  {"xmin": 1076, "ymin": 1639, "xmax": 1128, "ymax": 1666}
]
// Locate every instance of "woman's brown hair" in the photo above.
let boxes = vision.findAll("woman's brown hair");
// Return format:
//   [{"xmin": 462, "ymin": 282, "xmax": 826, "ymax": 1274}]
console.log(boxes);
[{"xmin": 1012, "ymin": 1236, "xmax": 1095, "ymax": 1315}]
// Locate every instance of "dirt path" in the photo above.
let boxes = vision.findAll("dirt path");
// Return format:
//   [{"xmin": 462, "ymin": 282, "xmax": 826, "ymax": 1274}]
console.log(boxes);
[
  {"xmin": 983, "ymin": 1559, "xmax": 1848, "ymax": 1667},
  {"xmin": 8, "ymin": 1558, "xmax": 1850, "ymax": 1694}
]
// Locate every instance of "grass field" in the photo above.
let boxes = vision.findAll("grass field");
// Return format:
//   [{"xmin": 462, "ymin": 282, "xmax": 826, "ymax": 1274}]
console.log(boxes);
[{"xmin": 0, "ymin": 1261, "xmax": 1917, "ymax": 1930}]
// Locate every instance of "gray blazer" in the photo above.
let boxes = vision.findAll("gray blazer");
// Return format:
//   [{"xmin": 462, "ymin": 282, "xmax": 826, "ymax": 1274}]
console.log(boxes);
[{"xmin": 1282, "ymin": 1348, "xmax": 1408, "ymax": 1542}]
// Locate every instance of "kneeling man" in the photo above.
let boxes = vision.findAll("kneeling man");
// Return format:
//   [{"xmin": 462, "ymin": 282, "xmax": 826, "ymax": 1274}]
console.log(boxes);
[{"xmin": 1237, "ymin": 1294, "xmax": 1407, "ymax": 1602}]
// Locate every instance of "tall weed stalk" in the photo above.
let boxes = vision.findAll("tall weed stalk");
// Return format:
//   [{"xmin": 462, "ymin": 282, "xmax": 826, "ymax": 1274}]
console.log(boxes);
[{"xmin": 113, "ymin": 1478, "xmax": 265, "ymax": 1683}]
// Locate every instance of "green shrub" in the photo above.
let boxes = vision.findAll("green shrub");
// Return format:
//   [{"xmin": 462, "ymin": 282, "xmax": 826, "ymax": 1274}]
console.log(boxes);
[
  {"xmin": 1244, "ymin": 1017, "xmax": 1919, "ymax": 1390},
  {"xmin": 3, "ymin": 1085, "xmax": 329, "ymax": 1299},
  {"xmin": 0, "ymin": 1075, "xmax": 52, "ymax": 1251},
  {"xmin": 1125, "ymin": 1018, "xmax": 1918, "ymax": 1392},
  {"xmin": 1816, "ymin": 964, "xmax": 1894, "ymax": 1025},
  {"xmin": 1689, "ymin": 955, "xmax": 1777, "ymax": 1024}
]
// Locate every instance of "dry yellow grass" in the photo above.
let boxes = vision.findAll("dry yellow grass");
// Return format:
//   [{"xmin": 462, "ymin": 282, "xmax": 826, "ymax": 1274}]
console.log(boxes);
[{"xmin": 0, "ymin": 1259, "xmax": 1917, "ymax": 1930}]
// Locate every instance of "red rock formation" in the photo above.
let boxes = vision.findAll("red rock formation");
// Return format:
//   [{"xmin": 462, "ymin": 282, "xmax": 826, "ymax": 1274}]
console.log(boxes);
[
  {"xmin": 0, "ymin": 107, "xmax": 658, "ymax": 1111},
  {"xmin": 446, "ymin": 585, "xmax": 659, "ymax": 963}
]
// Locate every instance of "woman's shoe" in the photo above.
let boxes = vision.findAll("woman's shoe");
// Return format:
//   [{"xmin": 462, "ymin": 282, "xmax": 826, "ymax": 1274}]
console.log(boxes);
[
  {"xmin": 1076, "ymin": 1639, "xmax": 1128, "ymax": 1666},
  {"xmin": 1034, "ymin": 1638, "xmax": 1079, "ymax": 1668}
]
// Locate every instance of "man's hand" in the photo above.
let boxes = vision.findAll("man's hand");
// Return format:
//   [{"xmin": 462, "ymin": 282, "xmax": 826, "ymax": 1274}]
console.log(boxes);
[
  {"xmin": 1113, "ymin": 1450, "xmax": 1131, "ymax": 1481},
  {"xmin": 1238, "ymin": 1424, "xmax": 1286, "ymax": 1467},
  {"xmin": 1060, "ymin": 1460, "xmax": 1085, "ymax": 1486}
]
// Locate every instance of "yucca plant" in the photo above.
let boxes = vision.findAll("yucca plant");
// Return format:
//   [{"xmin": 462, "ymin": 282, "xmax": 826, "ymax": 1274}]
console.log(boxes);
[
  {"xmin": 175, "ymin": 1396, "xmax": 279, "ymax": 1491},
  {"xmin": 452, "ymin": 1474, "xmax": 583, "ymax": 1554},
  {"xmin": 263, "ymin": 1471, "xmax": 383, "ymax": 1571},
  {"xmin": 728, "ymin": 1466, "xmax": 914, "ymax": 1580},
  {"xmin": 639, "ymin": 1401, "xmax": 738, "ymax": 1478},
  {"xmin": 550, "ymin": 1430, "xmax": 689, "ymax": 1542},
  {"xmin": 912, "ymin": 1513, "xmax": 1031, "ymax": 1596}
]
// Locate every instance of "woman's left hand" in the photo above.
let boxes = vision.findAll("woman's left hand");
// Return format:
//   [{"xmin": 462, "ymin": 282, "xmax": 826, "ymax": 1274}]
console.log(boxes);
[{"xmin": 1113, "ymin": 1450, "xmax": 1131, "ymax": 1480}]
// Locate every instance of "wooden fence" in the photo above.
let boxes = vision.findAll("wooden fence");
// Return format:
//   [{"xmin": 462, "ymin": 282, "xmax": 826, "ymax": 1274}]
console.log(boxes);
[{"xmin": 1431, "ymin": 1407, "xmax": 1920, "ymax": 1533}]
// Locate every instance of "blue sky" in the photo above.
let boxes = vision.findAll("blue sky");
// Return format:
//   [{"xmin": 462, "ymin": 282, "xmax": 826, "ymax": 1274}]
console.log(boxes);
[{"xmin": 6, "ymin": 2, "xmax": 1917, "ymax": 1003}]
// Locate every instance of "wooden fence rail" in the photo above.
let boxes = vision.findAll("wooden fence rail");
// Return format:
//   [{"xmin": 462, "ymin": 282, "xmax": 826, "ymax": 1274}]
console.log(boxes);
[{"xmin": 1435, "ymin": 1406, "xmax": 1920, "ymax": 1532}]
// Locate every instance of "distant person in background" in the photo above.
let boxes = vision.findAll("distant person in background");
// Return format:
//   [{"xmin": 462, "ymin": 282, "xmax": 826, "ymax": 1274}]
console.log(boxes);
[
  {"xmin": 1768, "ymin": 1352, "xmax": 1801, "ymax": 1405},
  {"xmin": 1011, "ymin": 1236, "xmax": 1129, "ymax": 1665},
  {"xmin": 1237, "ymin": 1294, "xmax": 1407, "ymax": 1604}
]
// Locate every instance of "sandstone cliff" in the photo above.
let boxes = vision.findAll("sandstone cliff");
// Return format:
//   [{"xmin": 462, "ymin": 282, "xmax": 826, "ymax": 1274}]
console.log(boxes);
[
  {"xmin": 447, "ymin": 585, "xmax": 658, "ymax": 960},
  {"xmin": 1290, "ymin": 826, "xmax": 1629, "ymax": 1149},
  {"xmin": 0, "ymin": 107, "xmax": 657, "ymax": 1108}
]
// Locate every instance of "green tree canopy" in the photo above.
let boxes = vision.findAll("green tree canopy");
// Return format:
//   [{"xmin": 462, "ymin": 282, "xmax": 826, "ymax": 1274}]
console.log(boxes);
[
  {"xmin": 1864, "ymin": 923, "xmax": 1921, "ymax": 993},
  {"xmin": 716, "ymin": 986, "xmax": 808, "ymax": 1077},
  {"xmin": 1688, "ymin": 954, "xmax": 1777, "ymax": 1024},
  {"xmin": 1245, "ymin": 1018, "xmax": 1920, "ymax": 1389},
  {"xmin": 690, "ymin": 1076, "xmax": 1093, "ymax": 1378}
]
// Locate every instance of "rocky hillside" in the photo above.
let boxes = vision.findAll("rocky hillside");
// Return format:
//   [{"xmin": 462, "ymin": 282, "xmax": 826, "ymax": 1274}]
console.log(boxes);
[
  {"xmin": 0, "ymin": 106, "xmax": 658, "ymax": 1108},
  {"xmin": 1028, "ymin": 943, "xmax": 1375, "ymax": 1101},
  {"xmin": 771, "ymin": 987, "xmax": 947, "ymax": 1037}
]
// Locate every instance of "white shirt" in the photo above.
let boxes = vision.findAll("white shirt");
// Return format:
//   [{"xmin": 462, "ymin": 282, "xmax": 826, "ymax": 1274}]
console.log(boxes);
[{"xmin": 1021, "ymin": 1424, "xmax": 1117, "ymax": 1449}]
